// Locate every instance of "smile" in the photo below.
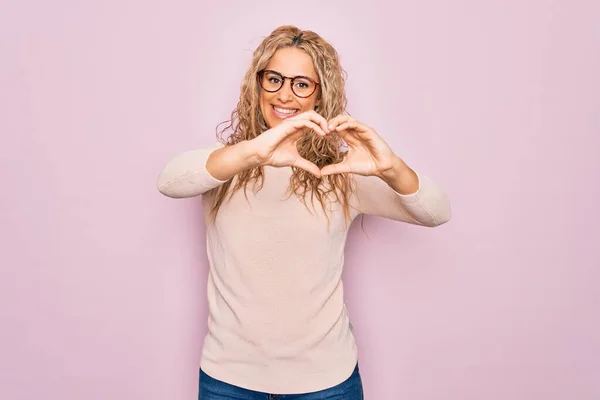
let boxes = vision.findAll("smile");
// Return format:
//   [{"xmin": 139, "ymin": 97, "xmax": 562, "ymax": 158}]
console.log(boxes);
[{"xmin": 272, "ymin": 105, "xmax": 299, "ymax": 119}]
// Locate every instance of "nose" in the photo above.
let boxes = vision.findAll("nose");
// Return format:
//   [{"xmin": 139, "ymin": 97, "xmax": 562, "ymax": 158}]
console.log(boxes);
[{"xmin": 277, "ymin": 80, "xmax": 294, "ymax": 102}]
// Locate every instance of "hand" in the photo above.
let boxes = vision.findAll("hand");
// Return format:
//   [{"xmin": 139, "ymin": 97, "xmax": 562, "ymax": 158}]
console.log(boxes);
[
  {"xmin": 250, "ymin": 111, "xmax": 329, "ymax": 177},
  {"xmin": 320, "ymin": 115, "xmax": 402, "ymax": 178}
]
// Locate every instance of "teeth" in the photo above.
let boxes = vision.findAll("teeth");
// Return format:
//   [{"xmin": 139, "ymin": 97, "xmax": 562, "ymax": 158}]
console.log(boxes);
[{"xmin": 274, "ymin": 106, "xmax": 298, "ymax": 115}]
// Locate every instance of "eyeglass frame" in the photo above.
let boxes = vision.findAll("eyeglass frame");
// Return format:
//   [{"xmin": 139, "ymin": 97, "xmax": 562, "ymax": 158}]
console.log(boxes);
[{"xmin": 257, "ymin": 69, "xmax": 320, "ymax": 98}]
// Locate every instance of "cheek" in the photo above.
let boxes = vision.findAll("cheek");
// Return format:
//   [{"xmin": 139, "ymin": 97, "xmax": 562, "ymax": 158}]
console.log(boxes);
[
  {"xmin": 259, "ymin": 92, "xmax": 275, "ymax": 127},
  {"xmin": 259, "ymin": 91, "xmax": 268, "ymax": 110},
  {"xmin": 259, "ymin": 93, "xmax": 270, "ymax": 115},
  {"xmin": 300, "ymin": 98, "xmax": 318, "ymax": 112}
]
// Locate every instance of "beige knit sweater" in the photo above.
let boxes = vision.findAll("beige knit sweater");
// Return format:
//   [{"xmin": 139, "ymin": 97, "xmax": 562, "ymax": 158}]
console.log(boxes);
[{"xmin": 157, "ymin": 144, "xmax": 451, "ymax": 394}]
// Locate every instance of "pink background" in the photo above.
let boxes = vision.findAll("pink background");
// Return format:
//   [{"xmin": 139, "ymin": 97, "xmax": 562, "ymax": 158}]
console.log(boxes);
[{"xmin": 1, "ymin": 0, "xmax": 599, "ymax": 399}]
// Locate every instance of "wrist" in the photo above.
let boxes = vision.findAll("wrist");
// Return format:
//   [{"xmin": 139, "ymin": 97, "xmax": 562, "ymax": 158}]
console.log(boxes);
[
  {"xmin": 379, "ymin": 157, "xmax": 419, "ymax": 195},
  {"xmin": 238, "ymin": 140, "xmax": 264, "ymax": 169},
  {"xmin": 379, "ymin": 157, "xmax": 409, "ymax": 180}
]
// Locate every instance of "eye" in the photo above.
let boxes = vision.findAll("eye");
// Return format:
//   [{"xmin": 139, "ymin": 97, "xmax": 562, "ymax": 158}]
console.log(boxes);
[
  {"xmin": 294, "ymin": 79, "xmax": 311, "ymax": 89},
  {"xmin": 268, "ymin": 77, "xmax": 282, "ymax": 84}
]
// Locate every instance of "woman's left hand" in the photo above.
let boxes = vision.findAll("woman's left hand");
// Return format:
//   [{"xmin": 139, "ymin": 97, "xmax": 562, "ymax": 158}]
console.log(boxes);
[{"xmin": 321, "ymin": 115, "xmax": 403, "ymax": 178}]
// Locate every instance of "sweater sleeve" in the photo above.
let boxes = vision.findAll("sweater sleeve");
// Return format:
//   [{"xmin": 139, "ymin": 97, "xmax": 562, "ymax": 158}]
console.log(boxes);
[
  {"xmin": 352, "ymin": 172, "xmax": 451, "ymax": 227},
  {"xmin": 156, "ymin": 143, "xmax": 228, "ymax": 198}
]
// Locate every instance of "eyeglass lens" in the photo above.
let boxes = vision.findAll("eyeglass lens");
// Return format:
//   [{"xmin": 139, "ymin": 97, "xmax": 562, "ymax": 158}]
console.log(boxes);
[{"xmin": 260, "ymin": 71, "xmax": 316, "ymax": 98}]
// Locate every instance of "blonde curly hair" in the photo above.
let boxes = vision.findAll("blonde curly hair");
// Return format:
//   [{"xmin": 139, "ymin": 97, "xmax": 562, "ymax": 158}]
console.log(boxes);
[{"xmin": 210, "ymin": 25, "xmax": 354, "ymax": 222}]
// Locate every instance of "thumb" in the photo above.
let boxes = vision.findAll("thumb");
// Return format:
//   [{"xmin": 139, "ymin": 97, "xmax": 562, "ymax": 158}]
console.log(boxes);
[
  {"xmin": 320, "ymin": 162, "xmax": 352, "ymax": 176},
  {"xmin": 292, "ymin": 157, "xmax": 322, "ymax": 178}
]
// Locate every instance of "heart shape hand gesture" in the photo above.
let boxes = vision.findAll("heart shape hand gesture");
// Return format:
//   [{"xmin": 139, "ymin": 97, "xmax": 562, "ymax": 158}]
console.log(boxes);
[{"xmin": 251, "ymin": 111, "xmax": 402, "ymax": 179}]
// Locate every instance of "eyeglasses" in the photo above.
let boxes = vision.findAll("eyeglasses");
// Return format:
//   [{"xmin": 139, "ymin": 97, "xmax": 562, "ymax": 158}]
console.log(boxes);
[{"xmin": 257, "ymin": 69, "xmax": 320, "ymax": 98}]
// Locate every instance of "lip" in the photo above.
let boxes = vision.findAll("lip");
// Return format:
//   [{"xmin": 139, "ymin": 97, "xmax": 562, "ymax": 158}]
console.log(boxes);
[{"xmin": 271, "ymin": 105, "xmax": 300, "ymax": 120}]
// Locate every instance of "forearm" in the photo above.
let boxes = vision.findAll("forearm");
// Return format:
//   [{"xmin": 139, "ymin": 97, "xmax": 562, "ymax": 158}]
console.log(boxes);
[
  {"xmin": 367, "ymin": 156, "xmax": 451, "ymax": 226},
  {"xmin": 206, "ymin": 140, "xmax": 261, "ymax": 181},
  {"xmin": 157, "ymin": 140, "xmax": 259, "ymax": 198}
]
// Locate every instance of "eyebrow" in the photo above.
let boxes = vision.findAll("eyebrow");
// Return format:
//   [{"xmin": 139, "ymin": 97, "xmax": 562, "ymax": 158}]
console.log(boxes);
[{"xmin": 266, "ymin": 69, "xmax": 318, "ymax": 81}]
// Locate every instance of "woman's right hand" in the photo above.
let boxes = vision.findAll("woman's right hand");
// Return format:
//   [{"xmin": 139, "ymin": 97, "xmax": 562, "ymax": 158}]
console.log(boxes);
[{"xmin": 249, "ymin": 111, "xmax": 330, "ymax": 177}]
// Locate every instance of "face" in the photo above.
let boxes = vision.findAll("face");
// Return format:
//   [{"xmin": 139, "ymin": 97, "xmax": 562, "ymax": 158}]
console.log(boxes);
[{"xmin": 259, "ymin": 47, "xmax": 320, "ymax": 129}]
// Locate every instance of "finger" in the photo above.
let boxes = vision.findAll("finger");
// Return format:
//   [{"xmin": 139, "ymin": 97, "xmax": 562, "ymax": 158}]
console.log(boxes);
[
  {"xmin": 292, "ymin": 111, "xmax": 329, "ymax": 134},
  {"xmin": 306, "ymin": 110, "xmax": 330, "ymax": 133},
  {"xmin": 292, "ymin": 157, "xmax": 322, "ymax": 177},
  {"xmin": 336, "ymin": 121, "xmax": 369, "ymax": 133},
  {"xmin": 327, "ymin": 114, "xmax": 348, "ymax": 128},
  {"xmin": 333, "ymin": 128, "xmax": 362, "ymax": 146},
  {"xmin": 287, "ymin": 120, "xmax": 326, "ymax": 137},
  {"xmin": 328, "ymin": 115, "xmax": 353, "ymax": 131}
]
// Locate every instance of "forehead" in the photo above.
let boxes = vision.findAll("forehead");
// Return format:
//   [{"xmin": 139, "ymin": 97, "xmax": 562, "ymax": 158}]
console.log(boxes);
[{"xmin": 266, "ymin": 47, "xmax": 317, "ymax": 79}]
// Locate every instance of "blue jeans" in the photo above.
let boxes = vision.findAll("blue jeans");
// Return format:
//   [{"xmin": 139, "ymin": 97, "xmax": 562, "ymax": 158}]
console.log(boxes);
[{"xmin": 198, "ymin": 364, "xmax": 364, "ymax": 399}]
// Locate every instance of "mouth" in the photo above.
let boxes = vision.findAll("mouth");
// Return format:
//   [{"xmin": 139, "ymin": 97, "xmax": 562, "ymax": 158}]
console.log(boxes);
[{"xmin": 272, "ymin": 105, "xmax": 300, "ymax": 119}]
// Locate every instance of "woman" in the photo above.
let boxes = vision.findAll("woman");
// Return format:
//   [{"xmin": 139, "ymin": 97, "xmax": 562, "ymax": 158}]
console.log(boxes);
[{"xmin": 157, "ymin": 25, "xmax": 450, "ymax": 399}]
